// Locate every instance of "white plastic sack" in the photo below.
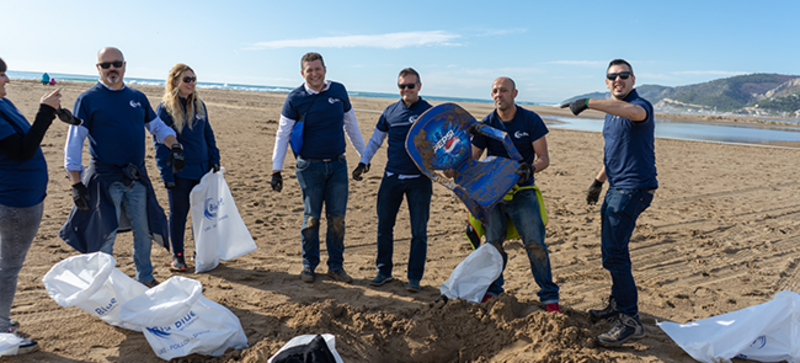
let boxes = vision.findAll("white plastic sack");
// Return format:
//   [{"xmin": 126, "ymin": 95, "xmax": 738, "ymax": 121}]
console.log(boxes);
[
  {"xmin": 658, "ymin": 290, "xmax": 800, "ymax": 363},
  {"xmin": 42, "ymin": 252, "xmax": 148, "ymax": 331},
  {"xmin": 439, "ymin": 243, "xmax": 504, "ymax": 303},
  {"xmin": 0, "ymin": 333, "xmax": 23, "ymax": 357},
  {"xmin": 267, "ymin": 334, "xmax": 344, "ymax": 363},
  {"xmin": 118, "ymin": 276, "xmax": 248, "ymax": 361},
  {"xmin": 190, "ymin": 168, "xmax": 257, "ymax": 273}
]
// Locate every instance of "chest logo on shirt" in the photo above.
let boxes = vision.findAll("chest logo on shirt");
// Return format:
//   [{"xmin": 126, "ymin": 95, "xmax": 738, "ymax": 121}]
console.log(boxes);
[
  {"xmin": 129, "ymin": 100, "xmax": 142, "ymax": 108},
  {"xmin": 514, "ymin": 131, "xmax": 529, "ymax": 139},
  {"xmin": 408, "ymin": 116, "xmax": 418, "ymax": 124},
  {"xmin": 328, "ymin": 97, "xmax": 342, "ymax": 104}
]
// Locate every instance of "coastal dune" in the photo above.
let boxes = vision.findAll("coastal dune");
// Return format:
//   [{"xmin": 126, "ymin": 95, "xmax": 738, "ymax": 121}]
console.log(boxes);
[{"xmin": 6, "ymin": 79, "xmax": 800, "ymax": 362}]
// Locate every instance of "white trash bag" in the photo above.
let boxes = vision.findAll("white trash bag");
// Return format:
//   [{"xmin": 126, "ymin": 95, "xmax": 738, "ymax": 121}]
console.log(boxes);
[
  {"xmin": 42, "ymin": 252, "xmax": 148, "ymax": 331},
  {"xmin": 658, "ymin": 290, "xmax": 800, "ymax": 363},
  {"xmin": 439, "ymin": 243, "xmax": 504, "ymax": 303},
  {"xmin": 118, "ymin": 276, "xmax": 248, "ymax": 361},
  {"xmin": 0, "ymin": 333, "xmax": 24, "ymax": 357},
  {"xmin": 190, "ymin": 168, "xmax": 257, "ymax": 273},
  {"xmin": 267, "ymin": 334, "xmax": 344, "ymax": 363}
]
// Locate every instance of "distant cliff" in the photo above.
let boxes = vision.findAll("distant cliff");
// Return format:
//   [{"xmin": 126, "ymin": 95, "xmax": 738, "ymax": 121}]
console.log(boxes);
[{"xmin": 564, "ymin": 73, "xmax": 800, "ymax": 117}]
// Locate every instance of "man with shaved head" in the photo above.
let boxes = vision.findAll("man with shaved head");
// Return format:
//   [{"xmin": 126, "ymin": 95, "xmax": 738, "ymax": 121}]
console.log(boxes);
[
  {"xmin": 469, "ymin": 77, "xmax": 561, "ymax": 313},
  {"xmin": 60, "ymin": 47, "xmax": 185, "ymax": 288}
]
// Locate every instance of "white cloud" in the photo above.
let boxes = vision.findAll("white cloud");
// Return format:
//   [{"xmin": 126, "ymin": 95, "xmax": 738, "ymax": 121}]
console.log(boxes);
[
  {"xmin": 672, "ymin": 70, "xmax": 749, "ymax": 76},
  {"xmin": 246, "ymin": 31, "xmax": 461, "ymax": 50}
]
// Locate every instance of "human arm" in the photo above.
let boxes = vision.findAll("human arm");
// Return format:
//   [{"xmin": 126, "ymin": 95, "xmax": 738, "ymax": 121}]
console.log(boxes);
[
  {"xmin": 587, "ymin": 99, "xmax": 647, "ymax": 122},
  {"xmin": 530, "ymin": 136, "xmax": 549, "ymax": 173},
  {"xmin": 343, "ymin": 108, "xmax": 366, "ymax": 157},
  {"xmin": 586, "ymin": 165, "xmax": 607, "ymax": 205},
  {"xmin": 202, "ymin": 103, "xmax": 220, "ymax": 171},
  {"xmin": 0, "ymin": 103, "xmax": 57, "ymax": 161},
  {"xmin": 353, "ymin": 126, "xmax": 385, "ymax": 181}
]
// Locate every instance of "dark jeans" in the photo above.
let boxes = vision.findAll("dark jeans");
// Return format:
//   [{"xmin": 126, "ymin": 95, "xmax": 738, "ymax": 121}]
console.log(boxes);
[
  {"xmin": 601, "ymin": 187, "xmax": 655, "ymax": 317},
  {"xmin": 375, "ymin": 174, "xmax": 432, "ymax": 281},
  {"xmin": 167, "ymin": 177, "xmax": 201, "ymax": 256},
  {"xmin": 295, "ymin": 155, "xmax": 348, "ymax": 271}
]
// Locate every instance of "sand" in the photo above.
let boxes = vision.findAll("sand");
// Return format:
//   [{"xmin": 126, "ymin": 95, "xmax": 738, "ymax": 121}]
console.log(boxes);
[{"xmin": 3, "ymin": 79, "xmax": 800, "ymax": 362}]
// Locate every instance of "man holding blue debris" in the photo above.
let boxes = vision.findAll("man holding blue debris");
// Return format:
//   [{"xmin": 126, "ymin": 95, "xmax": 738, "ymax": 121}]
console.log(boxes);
[{"xmin": 561, "ymin": 58, "xmax": 658, "ymax": 346}]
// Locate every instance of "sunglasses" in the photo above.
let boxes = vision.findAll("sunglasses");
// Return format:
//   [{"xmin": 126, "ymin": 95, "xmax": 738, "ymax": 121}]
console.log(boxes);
[
  {"xmin": 97, "ymin": 61, "xmax": 124, "ymax": 69},
  {"xmin": 398, "ymin": 83, "xmax": 417, "ymax": 90},
  {"xmin": 607, "ymin": 71, "xmax": 632, "ymax": 80},
  {"xmin": 182, "ymin": 76, "xmax": 197, "ymax": 83}
]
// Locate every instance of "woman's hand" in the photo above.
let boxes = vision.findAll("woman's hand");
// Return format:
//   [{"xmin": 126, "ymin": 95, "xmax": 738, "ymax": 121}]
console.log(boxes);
[{"xmin": 40, "ymin": 89, "xmax": 61, "ymax": 109}]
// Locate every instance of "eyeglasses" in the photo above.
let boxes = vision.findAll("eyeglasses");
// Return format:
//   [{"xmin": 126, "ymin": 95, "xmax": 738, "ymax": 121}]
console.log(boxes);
[
  {"xmin": 97, "ymin": 61, "xmax": 124, "ymax": 69},
  {"xmin": 182, "ymin": 76, "xmax": 197, "ymax": 84},
  {"xmin": 606, "ymin": 71, "xmax": 632, "ymax": 80},
  {"xmin": 398, "ymin": 83, "xmax": 417, "ymax": 90}
]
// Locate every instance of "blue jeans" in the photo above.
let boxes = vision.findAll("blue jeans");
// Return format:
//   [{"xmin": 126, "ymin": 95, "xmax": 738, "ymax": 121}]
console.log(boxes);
[
  {"xmin": 485, "ymin": 189, "xmax": 559, "ymax": 304},
  {"xmin": 375, "ymin": 174, "xmax": 432, "ymax": 281},
  {"xmin": 601, "ymin": 187, "xmax": 655, "ymax": 317},
  {"xmin": 100, "ymin": 181, "xmax": 154, "ymax": 283},
  {"xmin": 167, "ymin": 177, "xmax": 200, "ymax": 256},
  {"xmin": 0, "ymin": 202, "xmax": 43, "ymax": 332},
  {"xmin": 295, "ymin": 155, "xmax": 348, "ymax": 271}
]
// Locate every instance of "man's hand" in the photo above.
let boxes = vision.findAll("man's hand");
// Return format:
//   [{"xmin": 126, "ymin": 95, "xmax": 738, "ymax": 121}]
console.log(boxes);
[
  {"xmin": 55, "ymin": 108, "xmax": 83, "ymax": 126},
  {"xmin": 515, "ymin": 162, "xmax": 534, "ymax": 183},
  {"xmin": 168, "ymin": 144, "xmax": 185, "ymax": 174},
  {"xmin": 586, "ymin": 179, "xmax": 604, "ymax": 205},
  {"xmin": 165, "ymin": 181, "xmax": 176, "ymax": 189},
  {"xmin": 352, "ymin": 162, "xmax": 370, "ymax": 181},
  {"xmin": 560, "ymin": 98, "xmax": 589, "ymax": 116},
  {"xmin": 271, "ymin": 172, "xmax": 283, "ymax": 192},
  {"xmin": 210, "ymin": 163, "xmax": 220, "ymax": 173},
  {"xmin": 72, "ymin": 182, "xmax": 90, "ymax": 210}
]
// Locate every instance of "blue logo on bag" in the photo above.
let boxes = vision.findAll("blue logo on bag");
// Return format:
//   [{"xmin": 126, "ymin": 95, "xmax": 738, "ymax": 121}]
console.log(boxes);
[
  {"xmin": 204, "ymin": 198, "xmax": 224, "ymax": 220},
  {"xmin": 94, "ymin": 297, "xmax": 118, "ymax": 316},
  {"xmin": 147, "ymin": 327, "xmax": 172, "ymax": 338},
  {"xmin": 146, "ymin": 311, "xmax": 198, "ymax": 340}
]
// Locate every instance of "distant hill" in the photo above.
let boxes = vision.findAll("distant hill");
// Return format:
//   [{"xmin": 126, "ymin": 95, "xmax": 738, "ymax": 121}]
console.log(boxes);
[{"xmin": 565, "ymin": 73, "xmax": 800, "ymax": 117}]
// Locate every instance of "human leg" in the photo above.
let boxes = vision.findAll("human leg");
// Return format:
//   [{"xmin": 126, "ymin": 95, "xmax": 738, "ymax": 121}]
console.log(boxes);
[
  {"xmin": 100, "ymin": 182, "xmax": 128, "ymax": 254},
  {"xmin": 483, "ymin": 202, "xmax": 510, "ymax": 297},
  {"xmin": 323, "ymin": 157, "xmax": 349, "ymax": 272},
  {"xmin": 0, "ymin": 202, "xmax": 43, "ymax": 332},
  {"xmin": 600, "ymin": 188, "xmax": 654, "ymax": 317},
  {"xmin": 405, "ymin": 176, "xmax": 432, "ymax": 282},
  {"xmin": 375, "ymin": 174, "xmax": 403, "ymax": 278},
  {"xmin": 167, "ymin": 177, "xmax": 198, "ymax": 256},
  {"xmin": 295, "ymin": 158, "xmax": 325, "ymax": 272},
  {"xmin": 121, "ymin": 181, "xmax": 155, "ymax": 283},
  {"xmin": 507, "ymin": 189, "xmax": 559, "ymax": 305}
]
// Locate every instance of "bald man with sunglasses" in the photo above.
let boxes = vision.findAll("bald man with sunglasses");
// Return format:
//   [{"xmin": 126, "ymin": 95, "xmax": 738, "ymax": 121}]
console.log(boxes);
[{"xmin": 561, "ymin": 59, "xmax": 657, "ymax": 347}]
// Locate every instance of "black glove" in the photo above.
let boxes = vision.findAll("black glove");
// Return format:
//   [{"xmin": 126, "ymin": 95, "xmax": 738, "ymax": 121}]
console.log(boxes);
[
  {"xmin": 168, "ymin": 144, "xmax": 185, "ymax": 174},
  {"xmin": 165, "ymin": 181, "xmax": 176, "ymax": 189},
  {"xmin": 515, "ymin": 162, "xmax": 534, "ymax": 183},
  {"xmin": 271, "ymin": 172, "xmax": 283, "ymax": 192},
  {"xmin": 352, "ymin": 162, "xmax": 370, "ymax": 181},
  {"xmin": 210, "ymin": 163, "xmax": 220, "ymax": 173},
  {"xmin": 55, "ymin": 108, "xmax": 83, "ymax": 126},
  {"xmin": 72, "ymin": 182, "xmax": 90, "ymax": 210},
  {"xmin": 586, "ymin": 179, "xmax": 604, "ymax": 205},
  {"xmin": 559, "ymin": 98, "xmax": 589, "ymax": 116}
]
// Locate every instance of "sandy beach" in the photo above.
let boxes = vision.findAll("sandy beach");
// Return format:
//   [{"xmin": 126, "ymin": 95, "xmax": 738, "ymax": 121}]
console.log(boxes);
[{"xmin": 3, "ymin": 78, "xmax": 800, "ymax": 362}]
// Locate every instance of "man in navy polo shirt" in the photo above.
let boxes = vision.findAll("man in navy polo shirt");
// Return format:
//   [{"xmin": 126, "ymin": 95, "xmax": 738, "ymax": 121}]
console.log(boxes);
[
  {"xmin": 270, "ymin": 52, "xmax": 366, "ymax": 284},
  {"xmin": 61, "ymin": 47, "xmax": 184, "ymax": 288},
  {"xmin": 561, "ymin": 59, "xmax": 657, "ymax": 346},
  {"xmin": 353, "ymin": 67, "xmax": 432, "ymax": 292},
  {"xmin": 472, "ymin": 77, "xmax": 561, "ymax": 313}
]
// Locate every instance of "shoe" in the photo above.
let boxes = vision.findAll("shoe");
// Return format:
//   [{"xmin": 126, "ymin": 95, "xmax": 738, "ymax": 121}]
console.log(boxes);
[
  {"xmin": 406, "ymin": 279, "xmax": 421, "ymax": 292},
  {"xmin": 171, "ymin": 253, "xmax": 187, "ymax": 271},
  {"xmin": 369, "ymin": 272, "xmax": 393, "ymax": 286},
  {"xmin": 597, "ymin": 314, "xmax": 646, "ymax": 347},
  {"xmin": 326, "ymin": 269, "xmax": 353, "ymax": 283},
  {"xmin": 481, "ymin": 293, "xmax": 495, "ymax": 303},
  {"xmin": 16, "ymin": 337, "xmax": 38, "ymax": 355},
  {"xmin": 589, "ymin": 295, "xmax": 619, "ymax": 323},
  {"xmin": 141, "ymin": 279, "xmax": 159, "ymax": 288},
  {"xmin": 546, "ymin": 303, "xmax": 563, "ymax": 314},
  {"xmin": 300, "ymin": 267, "xmax": 315, "ymax": 283}
]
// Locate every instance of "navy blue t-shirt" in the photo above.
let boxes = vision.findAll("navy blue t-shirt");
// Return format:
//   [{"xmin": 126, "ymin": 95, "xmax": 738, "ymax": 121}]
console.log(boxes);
[
  {"xmin": 0, "ymin": 98, "xmax": 48, "ymax": 208},
  {"xmin": 281, "ymin": 82, "xmax": 352, "ymax": 159},
  {"xmin": 602, "ymin": 89, "xmax": 658, "ymax": 189},
  {"xmin": 377, "ymin": 98, "xmax": 432, "ymax": 175},
  {"xmin": 73, "ymin": 83, "xmax": 158, "ymax": 168},
  {"xmin": 472, "ymin": 105, "xmax": 548, "ymax": 187},
  {"xmin": 155, "ymin": 99, "xmax": 220, "ymax": 181}
]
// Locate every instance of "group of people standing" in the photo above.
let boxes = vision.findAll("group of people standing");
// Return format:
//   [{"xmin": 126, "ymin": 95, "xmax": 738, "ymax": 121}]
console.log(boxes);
[{"xmin": 0, "ymin": 46, "xmax": 656, "ymax": 355}]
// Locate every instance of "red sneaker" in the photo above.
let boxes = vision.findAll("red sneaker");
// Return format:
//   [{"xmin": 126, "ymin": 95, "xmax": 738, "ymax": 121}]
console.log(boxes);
[
  {"xmin": 546, "ymin": 303, "xmax": 562, "ymax": 314},
  {"xmin": 481, "ymin": 293, "xmax": 494, "ymax": 303}
]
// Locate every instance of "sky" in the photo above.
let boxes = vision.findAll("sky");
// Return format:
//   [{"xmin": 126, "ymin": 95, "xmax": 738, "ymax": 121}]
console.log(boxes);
[{"xmin": 1, "ymin": 0, "xmax": 798, "ymax": 103}]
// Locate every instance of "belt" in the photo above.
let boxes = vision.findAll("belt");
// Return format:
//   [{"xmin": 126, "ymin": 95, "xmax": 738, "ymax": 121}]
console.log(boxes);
[{"xmin": 302, "ymin": 154, "xmax": 344, "ymax": 162}]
